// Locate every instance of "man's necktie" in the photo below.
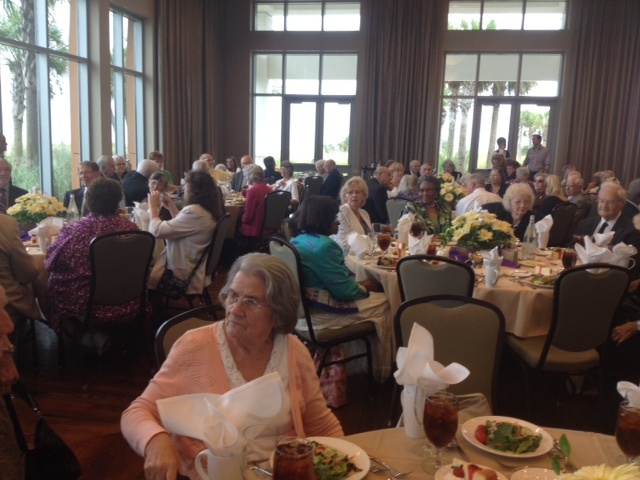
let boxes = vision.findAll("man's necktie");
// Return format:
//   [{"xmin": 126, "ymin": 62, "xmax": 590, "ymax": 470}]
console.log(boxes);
[
  {"xmin": 0, "ymin": 188, "xmax": 7, "ymax": 214},
  {"xmin": 597, "ymin": 221, "xmax": 609, "ymax": 234}
]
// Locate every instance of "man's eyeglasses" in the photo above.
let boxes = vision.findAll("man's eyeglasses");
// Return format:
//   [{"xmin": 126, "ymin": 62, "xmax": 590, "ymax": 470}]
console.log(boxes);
[{"xmin": 226, "ymin": 291, "xmax": 266, "ymax": 310}]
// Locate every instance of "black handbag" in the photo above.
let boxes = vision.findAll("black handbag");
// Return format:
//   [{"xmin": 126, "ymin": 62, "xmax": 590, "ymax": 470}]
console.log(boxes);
[
  {"xmin": 156, "ymin": 246, "xmax": 209, "ymax": 300},
  {"xmin": 3, "ymin": 382, "xmax": 81, "ymax": 480}
]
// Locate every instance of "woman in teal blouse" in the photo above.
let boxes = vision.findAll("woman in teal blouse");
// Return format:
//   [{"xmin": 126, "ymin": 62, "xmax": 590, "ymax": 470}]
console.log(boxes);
[{"xmin": 291, "ymin": 196, "xmax": 393, "ymax": 382}]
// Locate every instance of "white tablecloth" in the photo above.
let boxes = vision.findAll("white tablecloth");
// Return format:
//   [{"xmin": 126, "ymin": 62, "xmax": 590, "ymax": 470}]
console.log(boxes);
[
  {"xmin": 345, "ymin": 254, "xmax": 556, "ymax": 338},
  {"xmin": 346, "ymin": 426, "xmax": 622, "ymax": 479}
]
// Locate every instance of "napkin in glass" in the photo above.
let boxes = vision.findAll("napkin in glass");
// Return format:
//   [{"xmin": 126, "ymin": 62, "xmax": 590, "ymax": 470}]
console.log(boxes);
[
  {"xmin": 157, "ymin": 372, "xmax": 284, "ymax": 457},
  {"xmin": 28, "ymin": 217, "xmax": 64, "ymax": 253},
  {"xmin": 347, "ymin": 232, "xmax": 372, "ymax": 259},
  {"xmin": 394, "ymin": 323, "xmax": 470, "ymax": 438},
  {"xmin": 593, "ymin": 231, "xmax": 614, "ymax": 247},
  {"xmin": 535, "ymin": 214, "xmax": 553, "ymax": 249},
  {"xmin": 408, "ymin": 233, "xmax": 432, "ymax": 256},
  {"xmin": 132, "ymin": 202, "xmax": 150, "ymax": 231},
  {"xmin": 617, "ymin": 380, "xmax": 640, "ymax": 408},
  {"xmin": 575, "ymin": 235, "xmax": 614, "ymax": 264},
  {"xmin": 610, "ymin": 242, "xmax": 637, "ymax": 269},
  {"xmin": 396, "ymin": 213, "xmax": 414, "ymax": 244}
]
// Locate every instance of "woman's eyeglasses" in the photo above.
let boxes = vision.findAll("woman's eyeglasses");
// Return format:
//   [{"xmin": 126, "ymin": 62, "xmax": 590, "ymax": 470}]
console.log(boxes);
[{"xmin": 226, "ymin": 291, "xmax": 266, "ymax": 310}]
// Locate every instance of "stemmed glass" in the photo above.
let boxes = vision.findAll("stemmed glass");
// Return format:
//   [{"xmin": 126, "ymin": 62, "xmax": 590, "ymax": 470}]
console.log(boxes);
[
  {"xmin": 411, "ymin": 385, "xmax": 435, "ymax": 457},
  {"xmin": 421, "ymin": 391, "xmax": 458, "ymax": 474},
  {"xmin": 615, "ymin": 400, "xmax": 640, "ymax": 465},
  {"xmin": 365, "ymin": 230, "xmax": 377, "ymax": 264},
  {"xmin": 241, "ymin": 425, "xmax": 279, "ymax": 480}
]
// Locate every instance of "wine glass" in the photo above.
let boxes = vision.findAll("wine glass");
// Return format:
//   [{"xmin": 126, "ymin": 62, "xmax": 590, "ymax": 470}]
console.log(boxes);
[
  {"xmin": 377, "ymin": 232, "xmax": 392, "ymax": 257},
  {"xmin": 422, "ymin": 391, "xmax": 458, "ymax": 474},
  {"xmin": 411, "ymin": 385, "xmax": 435, "ymax": 457},
  {"xmin": 615, "ymin": 400, "xmax": 640, "ymax": 465},
  {"xmin": 366, "ymin": 230, "xmax": 377, "ymax": 263}
]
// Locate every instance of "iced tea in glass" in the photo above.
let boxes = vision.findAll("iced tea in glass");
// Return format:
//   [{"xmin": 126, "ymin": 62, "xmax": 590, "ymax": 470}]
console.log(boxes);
[
  {"xmin": 273, "ymin": 437, "xmax": 314, "ymax": 480},
  {"xmin": 616, "ymin": 401, "xmax": 640, "ymax": 463}
]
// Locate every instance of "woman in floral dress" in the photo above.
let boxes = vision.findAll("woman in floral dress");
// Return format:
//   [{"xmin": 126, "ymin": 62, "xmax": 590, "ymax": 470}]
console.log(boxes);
[{"xmin": 402, "ymin": 175, "xmax": 452, "ymax": 235}]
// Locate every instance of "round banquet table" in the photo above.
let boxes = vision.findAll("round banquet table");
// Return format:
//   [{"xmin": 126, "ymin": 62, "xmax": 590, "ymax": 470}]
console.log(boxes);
[
  {"xmin": 345, "ymin": 425, "xmax": 623, "ymax": 479},
  {"xmin": 345, "ymin": 253, "xmax": 557, "ymax": 338}
]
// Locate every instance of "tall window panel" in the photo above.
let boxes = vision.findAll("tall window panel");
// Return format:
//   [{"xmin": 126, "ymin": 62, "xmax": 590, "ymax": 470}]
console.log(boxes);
[
  {"xmin": 253, "ymin": 53, "xmax": 357, "ymax": 169},
  {"xmin": 110, "ymin": 9, "xmax": 144, "ymax": 167},
  {"xmin": 0, "ymin": 0, "xmax": 88, "ymax": 199}
]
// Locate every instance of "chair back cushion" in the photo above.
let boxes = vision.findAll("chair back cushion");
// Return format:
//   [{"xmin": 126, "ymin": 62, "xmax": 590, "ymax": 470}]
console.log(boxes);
[
  {"xmin": 395, "ymin": 295, "xmax": 504, "ymax": 407},
  {"xmin": 548, "ymin": 202, "xmax": 577, "ymax": 247},
  {"xmin": 262, "ymin": 191, "xmax": 292, "ymax": 234},
  {"xmin": 397, "ymin": 255, "xmax": 475, "ymax": 302},
  {"xmin": 549, "ymin": 264, "xmax": 628, "ymax": 353},
  {"xmin": 205, "ymin": 213, "xmax": 231, "ymax": 277},
  {"xmin": 304, "ymin": 176, "xmax": 323, "ymax": 197},
  {"xmin": 386, "ymin": 199, "xmax": 408, "ymax": 231},
  {"xmin": 90, "ymin": 231, "xmax": 155, "ymax": 305},
  {"xmin": 269, "ymin": 238, "xmax": 306, "ymax": 320}
]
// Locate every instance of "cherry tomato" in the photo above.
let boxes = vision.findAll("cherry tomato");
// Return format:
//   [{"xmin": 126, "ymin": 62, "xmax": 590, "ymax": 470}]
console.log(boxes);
[{"xmin": 475, "ymin": 424, "xmax": 488, "ymax": 444}]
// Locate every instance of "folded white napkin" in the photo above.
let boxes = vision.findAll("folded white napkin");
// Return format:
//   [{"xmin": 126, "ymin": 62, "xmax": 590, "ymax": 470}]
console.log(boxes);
[
  {"xmin": 617, "ymin": 380, "xmax": 640, "ymax": 408},
  {"xmin": 408, "ymin": 234, "xmax": 432, "ymax": 256},
  {"xmin": 133, "ymin": 202, "xmax": 150, "ymax": 231},
  {"xmin": 575, "ymin": 235, "xmax": 613, "ymax": 264},
  {"xmin": 28, "ymin": 217, "xmax": 64, "ymax": 253},
  {"xmin": 394, "ymin": 324, "xmax": 470, "ymax": 438},
  {"xmin": 593, "ymin": 231, "xmax": 614, "ymax": 247},
  {"xmin": 347, "ymin": 232, "xmax": 371, "ymax": 259},
  {"xmin": 157, "ymin": 372, "xmax": 283, "ymax": 456},
  {"xmin": 535, "ymin": 214, "xmax": 553, "ymax": 249},
  {"xmin": 610, "ymin": 242, "xmax": 638, "ymax": 269},
  {"xmin": 387, "ymin": 187, "xmax": 399, "ymax": 199},
  {"xmin": 481, "ymin": 246, "xmax": 500, "ymax": 261},
  {"xmin": 396, "ymin": 213, "xmax": 414, "ymax": 244}
]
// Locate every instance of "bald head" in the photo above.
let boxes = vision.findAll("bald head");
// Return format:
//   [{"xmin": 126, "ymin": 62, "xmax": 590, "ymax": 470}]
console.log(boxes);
[
  {"xmin": 409, "ymin": 160, "xmax": 421, "ymax": 176},
  {"xmin": 240, "ymin": 155, "xmax": 253, "ymax": 169},
  {"xmin": 374, "ymin": 166, "xmax": 391, "ymax": 187},
  {"xmin": 325, "ymin": 159, "xmax": 337, "ymax": 172},
  {"xmin": 192, "ymin": 159, "xmax": 209, "ymax": 172},
  {"xmin": 200, "ymin": 153, "xmax": 214, "ymax": 168},
  {"xmin": 137, "ymin": 159, "xmax": 159, "ymax": 178},
  {"xmin": 97, "ymin": 155, "xmax": 115, "ymax": 178}
]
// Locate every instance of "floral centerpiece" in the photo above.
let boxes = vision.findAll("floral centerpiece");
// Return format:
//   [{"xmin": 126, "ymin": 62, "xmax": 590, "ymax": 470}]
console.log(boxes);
[
  {"xmin": 440, "ymin": 211, "xmax": 516, "ymax": 251},
  {"xmin": 558, "ymin": 463, "xmax": 640, "ymax": 480},
  {"xmin": 7, "ymin": 192, "xmax": 67, "ymax": 227},
  {"xmin": 436, "ymin": 172, "xmax": 466, "ymax": 206}
]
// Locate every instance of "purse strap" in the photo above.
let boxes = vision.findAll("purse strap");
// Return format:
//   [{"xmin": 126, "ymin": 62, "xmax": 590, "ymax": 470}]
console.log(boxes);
[
  {"xmin": 3, "ymin": 381, "xmax": 42, "ymax": 454},
  {"xmin": 164, "ymin": 242, "xmax": 210, "ymax": 283}
]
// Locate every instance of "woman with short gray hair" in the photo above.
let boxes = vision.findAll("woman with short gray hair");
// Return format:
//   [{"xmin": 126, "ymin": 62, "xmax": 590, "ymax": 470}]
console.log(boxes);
[
  {"xmin": 498, "ymin": 183, "xmax": 537, "ymax": 240},
  {"xmin": 122, "ymin": 253, "xmax": 343, "ymax": 479}
]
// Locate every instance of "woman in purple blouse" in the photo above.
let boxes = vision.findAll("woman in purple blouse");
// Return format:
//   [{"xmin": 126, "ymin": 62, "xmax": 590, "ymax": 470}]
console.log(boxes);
[{"xmin": 45, "ymin": 178, "xmax": 139, "ymax": 333}]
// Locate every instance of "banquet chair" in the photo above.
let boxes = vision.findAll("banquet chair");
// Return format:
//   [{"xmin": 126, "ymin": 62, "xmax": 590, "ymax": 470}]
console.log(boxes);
[
  {"xmin": 302, "ymin": 175, "xmax": 323, "ymax": 202},
  {"xmin": 389, "ymin": 294, "xmax": 505, "ymax": 424},
  {"xmin": 268, "ymin": 237, "xmax": 376, "ymax": 392},
  {"xmin": 178, "ymin": 213, "xmax": 231, "ymax": 308},
  {"xmin": 386, "ymin": 199, "xmax": 408, "ymax": 231},
  {"xmin": 255, "ymin": 191, "xmax": 291, "ymax": 250},
  {"xmin": 154, "ymin": 305, "xmax": 218, "ymax": 367},
  {"xmin": 547, "ymin": 201, "xmax": 577, "ymax": 247},
  {"xmin": 505, "ymin": 263, "xmax": 628, "ymax": 415},
  {"xmin": 396, "ymin": 254, "xmax": 475, "ymax": 302},
  {"xmin": 61, "ymin": 230, "xmax": 155, "ymax": 386}
]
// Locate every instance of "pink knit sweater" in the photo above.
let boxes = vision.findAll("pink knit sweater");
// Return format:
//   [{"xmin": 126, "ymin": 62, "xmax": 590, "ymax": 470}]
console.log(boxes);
[{"xmin": 121, "ymin": 323, "xmax": 343, "ymax": 477}]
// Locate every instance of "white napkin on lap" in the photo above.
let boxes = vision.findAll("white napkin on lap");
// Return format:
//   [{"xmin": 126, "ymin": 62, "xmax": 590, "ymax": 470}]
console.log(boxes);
[
  {"xmin": 408, "ymin": 234, "xmax": 432, "ymax": 256},
  {"xmin": 394, "ymin": 324, "xmax": 470, "ymax": 438},
  {"xmin": 157, "ymin": 372, "xmax": 283, "ymax": 456},
  {"xmin": 618, "ymin": 381, "xmax": 640, "ymax": 408},
  {"xmin": 347, "ymin": 232, "xmax": 371, "ymax": 259},
  {"xmin": 397, "ymin": 213, "xmax": 414, "ymax": 244},
  {"xmin": 535, "ymin": 215, "xmax": 553, "ymax": 249},
  {"xmin": 575, "ymin": 235, "xmax": 614, "ymax": 264},
  {"xmin": 593, "ymin": 231, "xmax": 614, "ymax": 247}
]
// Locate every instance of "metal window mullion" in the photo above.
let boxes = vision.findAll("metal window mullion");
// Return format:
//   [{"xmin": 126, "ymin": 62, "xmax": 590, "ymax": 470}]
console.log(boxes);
[
  {"xmin": 36, "ymin": 51, "xmax": 52, "ymax": 193},
  {"xmin": 135, "ymin": 74, "xmax": 144, "ymax": 161},
  {"xmin": 114, "ymin": 70, "xmax": 125, "ymax": 154}
]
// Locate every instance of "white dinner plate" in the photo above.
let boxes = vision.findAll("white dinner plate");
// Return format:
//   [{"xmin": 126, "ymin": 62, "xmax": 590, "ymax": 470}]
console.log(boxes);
[
  {"xmin": 270, "ymin": 437, "xmax": 369, "ymax": 480},
  {"xmin": 436, "ymin": 464, "xmax": 508, "ymax": 480},
  {"xmin": 511, "ymin": 467, "xmax": 558, "ymax": 480},
  {"xmin": 507, "ymin": 270, "xmax": 532, "ymax": 278},
  {"xmin": 461, "ymin": 416, "xmax": 553, "ymax": 458},
  {"xmin": 375, "ymin": 264, "xmax": 396, "ymax": 271}
]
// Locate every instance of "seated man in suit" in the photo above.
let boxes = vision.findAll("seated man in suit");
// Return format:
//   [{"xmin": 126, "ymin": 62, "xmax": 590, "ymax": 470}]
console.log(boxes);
[
  {"xmin": 122, "ymin": 159, "xmax": 159, "ymax": 206},
  {"xmin": 574, "ymin": 182, "xmax": 640, "ymax": 273},
  {"xmin": 319, "ymin": 159, "xmax": 342, "ymax": 198},
  {"xmin": 565, "ymin": 173, "xmax": 591, "ymax": 222},
  {"xmin": 364, "ymin": 165, "xmax": 391, "ymax": 224},
  {"xmin": 63, "ymin": 161, "xmax": 101, "ymax": 216},
  {"xmin": 231, "ymin": 155, "xmax": 253, "ymax": 192},
  {"xmin": 0, "ymin": 159, "xmax": 28, "ymax": 214}
]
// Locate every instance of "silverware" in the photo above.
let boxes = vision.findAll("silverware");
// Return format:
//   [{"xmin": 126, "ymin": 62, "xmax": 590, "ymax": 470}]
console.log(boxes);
[{"xmin": 368, "ymin": 455, "xmax": 412, "ymax": 478}]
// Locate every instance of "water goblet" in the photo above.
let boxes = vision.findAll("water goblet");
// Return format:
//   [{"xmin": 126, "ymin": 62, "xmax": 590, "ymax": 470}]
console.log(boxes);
[
  {"xmin": 422, "ymin": 391, "xmax": 458, "ymax": 474},
  {"xmin": 615, "ymin": 400, "xmax": 640, "ymax": 465},
  {"xmin": 241, "ymin": 425, "xmax": 279, "ymax": 480}
]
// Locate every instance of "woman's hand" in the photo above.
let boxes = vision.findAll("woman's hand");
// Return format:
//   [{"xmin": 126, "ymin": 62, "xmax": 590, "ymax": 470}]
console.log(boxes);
[
  {"xmin": 161, "ymin": 194, "xmax": 176, "ymax": 210},
  {"xmin": 148, "ymin": 191, "xmax": 161, "ymax": 220},
  {"xmin": 359, "ymin": 278, "xmax": 383, "ymax": 293},
  {"xmin": 143, "ymin": 433, "xmax": 182, "ymax": 480},
  {"xmin": 611, "ymin": 321, "xmax": 638, "ymax": 345}
]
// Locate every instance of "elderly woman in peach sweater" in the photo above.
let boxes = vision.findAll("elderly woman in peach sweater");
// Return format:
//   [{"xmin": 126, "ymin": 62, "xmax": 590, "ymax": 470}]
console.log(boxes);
[{"xmin": 121, "ymin": 253, "xmax": 343, "ymax": 480}]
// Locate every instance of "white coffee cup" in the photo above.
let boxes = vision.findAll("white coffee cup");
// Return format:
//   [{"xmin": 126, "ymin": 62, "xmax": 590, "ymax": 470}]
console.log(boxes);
[
  {"xmin": 195, "ymin": 449, "xmax": 242, "ymax": 480},
  {"xmin": 483, "ymin": 257, "xmax": 502, "ymax": 287}
]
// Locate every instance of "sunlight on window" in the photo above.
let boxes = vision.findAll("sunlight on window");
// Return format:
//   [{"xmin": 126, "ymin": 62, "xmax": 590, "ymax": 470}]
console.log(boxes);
[
  {"xmin": 255, "ymin": 1, "xmax": 360, "ymax": 31},
  {"xmin": 448, "ymin": 0, "xmax": 565, "ymax": 30}
]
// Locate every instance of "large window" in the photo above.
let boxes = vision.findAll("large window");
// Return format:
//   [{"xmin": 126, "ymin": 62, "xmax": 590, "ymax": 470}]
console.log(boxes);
[
  {"xmin": 255, "ymin": 1, "xmax": 360, "ymax": 31},
  {"xmin": 253, "ymin": 53, "xmax": 357, "ymax": 168},
  {"xmin": 0, "ymin": 0, "xmax": 89, "ymax": 199},
  {"xmin": 110, "ymin": 10, "xmax": 144, "ymax": 166},
  {"xmin": 440, "ymin": 53, "xmax": 562, "ymax": 172},
  {"xmin": 448, "ymin": 0, "xmax": 567, "ymax": 30}
]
